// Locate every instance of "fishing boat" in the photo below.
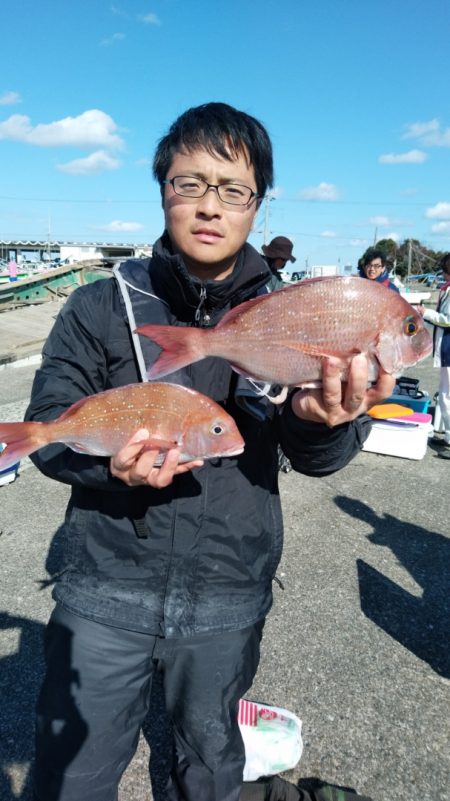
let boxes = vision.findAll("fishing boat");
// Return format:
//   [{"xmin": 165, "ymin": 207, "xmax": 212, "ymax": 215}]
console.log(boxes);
[{"xmin": 0, "ymin": 260, "xmax": 112, "ymax": 310}]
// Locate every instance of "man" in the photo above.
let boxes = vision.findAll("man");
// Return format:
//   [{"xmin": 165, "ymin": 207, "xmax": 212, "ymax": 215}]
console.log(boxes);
[
  {"xmin": 27, "ymin": 102, "xmax": 394, "ymax": 801},
  {"xmin": 417, "ymin": 252, "xmax": 450, "ymax": 458},
  {"xmin": 261, "ymin": 235, "xmax": 296, "ymax": 290},
  {"xmin": 358, "ymin": 249, "xmax": 399, "ymax": 292}
]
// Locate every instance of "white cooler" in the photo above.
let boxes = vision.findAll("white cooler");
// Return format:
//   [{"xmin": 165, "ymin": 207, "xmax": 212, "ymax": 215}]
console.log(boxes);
[{"xmin": 362, "ymin": 414, "xmax": 433, "ymax": 461}]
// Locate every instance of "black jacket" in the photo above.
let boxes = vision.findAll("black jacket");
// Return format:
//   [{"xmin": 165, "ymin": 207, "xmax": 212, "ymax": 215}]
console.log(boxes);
[{"xmin": 26, "ymin": 236, "xmax": 371, "ymax": 637}]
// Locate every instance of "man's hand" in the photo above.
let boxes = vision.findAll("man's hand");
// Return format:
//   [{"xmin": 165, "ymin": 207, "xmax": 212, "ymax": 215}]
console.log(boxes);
[
  {"xmin": 291, "ymin": 354, "xmax": 396, "ymax": 427},
  {"xmin": 110, "ymin": 429, "xmax": 204, "ymax": 487}
]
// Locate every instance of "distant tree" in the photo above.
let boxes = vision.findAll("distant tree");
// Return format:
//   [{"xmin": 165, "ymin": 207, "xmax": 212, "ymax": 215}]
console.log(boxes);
[
  {"xmin": 395, "ymin": 239, "xmax": 443, "ymax": 279},
  {"xmin": 358, "ymin": 239, "xmax": 445, "ymax": 280}
]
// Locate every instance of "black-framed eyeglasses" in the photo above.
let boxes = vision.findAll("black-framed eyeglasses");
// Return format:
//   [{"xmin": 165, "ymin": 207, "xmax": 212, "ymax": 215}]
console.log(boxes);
[{"xmin": 162, "ymin": 175, "xmax": 259, "ymax": 206}]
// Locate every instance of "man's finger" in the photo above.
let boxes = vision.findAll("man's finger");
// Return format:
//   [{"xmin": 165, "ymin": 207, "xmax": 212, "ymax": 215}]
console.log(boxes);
[
  {"xmin": 111, "ymin": 429, "xmax": 150, "ymax": 472},
  {"xmin": 321, "ymin": 357, "xmax": 344, "ymax": 409},
  {"xmin": 343, "ymin": 354, "xmax": 369, "ymax": 412}
]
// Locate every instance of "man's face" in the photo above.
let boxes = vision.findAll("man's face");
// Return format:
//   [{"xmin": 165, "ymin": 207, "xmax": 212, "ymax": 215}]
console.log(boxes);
[
  {"xmin": 162, "ymin": 147, "xmax": 259, "ymax": 280},
  {"xmin": 363, "ymin": 258, "xmax": 384, "ymax": 280}
]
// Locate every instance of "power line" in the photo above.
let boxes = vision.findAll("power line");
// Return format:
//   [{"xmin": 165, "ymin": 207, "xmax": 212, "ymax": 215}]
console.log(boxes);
[
  {"xmin": 0, "ymin": 195, "xmax": 160, "ymax": 204},
  {"xmin": 0, "ymin": 194, "xmax": 438, "ymax": 207}
]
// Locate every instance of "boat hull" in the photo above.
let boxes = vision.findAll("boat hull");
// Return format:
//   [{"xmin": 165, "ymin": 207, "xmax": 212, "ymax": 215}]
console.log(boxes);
[{"xmin": 0, "ymin": 263, "xmax": 111, "ymax": 309}]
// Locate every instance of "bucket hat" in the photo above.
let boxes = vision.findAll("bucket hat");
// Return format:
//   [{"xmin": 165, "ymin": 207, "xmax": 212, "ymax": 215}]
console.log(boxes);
[{"xmin": 262, "ymin": 236, "xmax": 296, "ymax": 262}]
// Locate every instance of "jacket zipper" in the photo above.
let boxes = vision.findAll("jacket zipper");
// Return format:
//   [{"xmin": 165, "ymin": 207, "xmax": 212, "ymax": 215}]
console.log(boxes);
[{"xmin": 194, "ymin": 285, "xmax": 211, "ymax": 326}]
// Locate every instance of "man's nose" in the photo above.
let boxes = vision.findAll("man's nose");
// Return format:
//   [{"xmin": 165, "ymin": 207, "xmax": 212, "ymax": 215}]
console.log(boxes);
[{"xmin": 196, "ymin": 186, "xmax": 222, "ymax": 213}]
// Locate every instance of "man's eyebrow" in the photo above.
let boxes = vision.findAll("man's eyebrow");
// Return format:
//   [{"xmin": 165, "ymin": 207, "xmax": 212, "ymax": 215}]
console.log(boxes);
[{"xmin": 179, "ymin": 170, "xmax": 249, "ymax": 185}]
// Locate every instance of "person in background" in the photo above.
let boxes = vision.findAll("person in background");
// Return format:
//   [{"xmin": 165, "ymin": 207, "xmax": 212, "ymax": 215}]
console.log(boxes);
[
  {"xmin": 8, "ymin": 258, "xmax": 18, "ymax": 282},
  {"xmin": 358, "ymin": 249, "xmax": 399, "ymax": 292},
  {"xmin": 417, "ymin": 252, "xmax": 450, "ymax": 459},
  {"xmin": 26, "ymin": 102, "xmax": 390, "ymax": 801},
  {"xmin": 261, "ymin": 235, "xmax": 297, "ymax": 473},
  {"xmin": 262, "ymin": 235, "xmax": 296, "ymax": 290}
]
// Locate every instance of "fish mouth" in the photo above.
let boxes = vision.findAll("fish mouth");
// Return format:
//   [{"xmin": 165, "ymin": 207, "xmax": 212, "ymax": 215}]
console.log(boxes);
[
  {"xmin": 178, "ymin": 445, "xmax": 244, "ymax": 462},
  {"xmin": 219, "ymin": 445, "xmax": 244, "ymax": 457},
  {"xmin": 203, "ymin": 444, "xmax": 245, "ymax": 459}
]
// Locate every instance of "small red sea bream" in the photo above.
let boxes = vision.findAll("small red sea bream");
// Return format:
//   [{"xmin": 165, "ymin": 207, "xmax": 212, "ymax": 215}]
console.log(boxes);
[
  {"xmin": 137, "ymin": 277, "xmax": 432, "ymax": 386},
  {"xmin": 0, "ymin": 382, "xmax": 244, "ymax": 472}
]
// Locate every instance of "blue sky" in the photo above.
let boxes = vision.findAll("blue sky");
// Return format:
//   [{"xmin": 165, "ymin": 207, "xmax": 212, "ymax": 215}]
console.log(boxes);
[{"xmin": 1, "ymin": 0, "xmax": 450, "ymax": 270}]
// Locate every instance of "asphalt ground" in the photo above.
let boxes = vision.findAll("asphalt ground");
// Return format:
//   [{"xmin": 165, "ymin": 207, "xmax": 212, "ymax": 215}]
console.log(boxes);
[{"xmin": 0, "ymin": 312, "xmax": 449, "ymax": 801}]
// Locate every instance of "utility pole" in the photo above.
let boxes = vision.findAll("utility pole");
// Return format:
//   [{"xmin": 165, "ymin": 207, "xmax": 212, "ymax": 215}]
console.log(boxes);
[
  {"xmin": 46, "ymin": 215, "xmax": 52, "ymax": 261},
  {"xmin": 373, "ymin": 226, "xmax": 378, "ymax": 246},
  {"xmin": 407, "ymin": 239, "xmax": 412, "ymax": 283},
  {"xmin": 263, "ymin": 195, "xmax": 275, "ymax": 245}
]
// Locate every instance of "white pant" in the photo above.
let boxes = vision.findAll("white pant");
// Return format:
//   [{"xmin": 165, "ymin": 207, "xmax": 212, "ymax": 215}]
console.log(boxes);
[{"xmin": 434, "ymin": 366, "xmax": 450, "ymax": 444}]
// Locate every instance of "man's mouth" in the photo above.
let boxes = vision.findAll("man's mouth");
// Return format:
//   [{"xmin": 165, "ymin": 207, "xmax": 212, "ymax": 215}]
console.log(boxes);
[{"xmin": 192, "ymin": 229, "xmax": 224, "ymax": 244}]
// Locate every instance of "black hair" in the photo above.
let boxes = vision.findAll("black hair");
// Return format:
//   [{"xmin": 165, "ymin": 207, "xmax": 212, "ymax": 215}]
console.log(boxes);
[
  {"xmin": 152, "ymin": 102, "xmax": 273, "ymax": 198},
  {"xmin": 362, "ymin": 248, "xmax": 386, "ymax": 268},
  {"xmin": 439, "ymin": 252, "xmax": 450, "ymax": 273}
]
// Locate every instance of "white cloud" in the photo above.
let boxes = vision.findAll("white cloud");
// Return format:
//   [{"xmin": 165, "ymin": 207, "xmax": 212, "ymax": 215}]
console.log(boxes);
[
  {"xmin": 57, "ymin": 150, "xmax": 121, "ymax": 175},
  {"xmin": 0, "ymin": 109, "xmax": 124, "ymax": 150},
  {"xmin": 402, "ymin": 118, "xmax": 450, "ymax": 147},
  {"xmin": 111, "ymin": 5, "xmax": 129, "ymax": 16},
  {"xmin": 320, "ymin": 230, "xmax": 336, "ymax": 238},
  {"xmin": 425, "ymin": 202, "xmax": 450, "ymax": 220},
  {"xmin": 369, "ymin": 216, "xmax": 390, "ymax": 226},
  {"xmin": 138, "ymin": 12, "xmax": 161, "ymax": 24},
  {"xmin": 385, "ymin": 231, "xmax": 400, "ymax": 243},
  {"xmin": 350, "ymin": 239, "xmax": 368, "ymax": 247},
  {"xmin": 97, "ymin": 220, "xmax": 144, "ymax": 232},
  {"xmin": 0, "ymin": 91, "xmax": 21, "ymax": 106},
  {"xmin": 299, "ymin": 182, "xmax": 340, "ymax": 201},
  {"xmin": 378, "ymin": 150, "xmax": 428, "ymax": 164},
  {"xmin": 402, "ymin": 119, "xmax": 439, "ymax": 140},
  {"xmin": 431, "ymin": 222, "xmax": 450, "ymax": 235},
  {"xmin": 100, "ymin": 32, "xmax": 125, "ymax": 46}
]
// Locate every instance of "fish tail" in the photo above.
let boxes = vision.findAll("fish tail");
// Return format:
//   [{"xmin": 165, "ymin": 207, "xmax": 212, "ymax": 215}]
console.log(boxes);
[
  {"xmin": 0, "ymin": 421, "xmax": 48, "ymax": 471},
  {"xmin": 136, "ymin": 324, "xmax": 207, "ymax": 378}
]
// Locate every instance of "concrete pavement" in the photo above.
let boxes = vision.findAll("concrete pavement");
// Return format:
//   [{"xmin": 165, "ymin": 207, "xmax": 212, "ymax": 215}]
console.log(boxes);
[{"xmin": 0, "ymin": 316, "xmax": 449, "ymax": 801}]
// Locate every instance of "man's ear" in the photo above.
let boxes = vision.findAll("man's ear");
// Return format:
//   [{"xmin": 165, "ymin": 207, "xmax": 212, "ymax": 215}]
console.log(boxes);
[{"xmin": 250, "ymin": 204, "xmax": 260, "ymax": 230}]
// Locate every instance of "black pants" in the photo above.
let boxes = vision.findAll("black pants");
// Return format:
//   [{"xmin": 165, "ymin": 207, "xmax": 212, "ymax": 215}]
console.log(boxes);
[{"xmin": 33, "ymin": 605, "xmax": 264, "ymax": 801}]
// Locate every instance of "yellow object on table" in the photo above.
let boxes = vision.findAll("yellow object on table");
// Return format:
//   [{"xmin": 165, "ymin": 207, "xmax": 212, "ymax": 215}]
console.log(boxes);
[{"xmin": 368, "ymin": 403, "xmax": 414, "ymax": 419}]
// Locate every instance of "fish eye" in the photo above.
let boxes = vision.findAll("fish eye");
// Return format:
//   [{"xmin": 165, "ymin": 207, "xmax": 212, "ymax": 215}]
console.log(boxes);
[
  {"xmin": 404, "ymin": 316, "xmax": 418, "ymax": 336},
  {"xmin": 210, "ymin": 422, "xmax": 225, "ymax": 436}
]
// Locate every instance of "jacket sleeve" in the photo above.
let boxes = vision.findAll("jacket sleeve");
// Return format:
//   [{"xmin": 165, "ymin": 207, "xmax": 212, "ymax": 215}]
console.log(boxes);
[
  {"xmin": 277, "ymin": 394, "xmax": 372, "ymax": 476},
  {"xmin": 24, "ymin": 282, "xmax": 133, "ymax": 492},
  {"xmin": 423, "ymin": 294, "xmax": 450, "ymax": 327}
]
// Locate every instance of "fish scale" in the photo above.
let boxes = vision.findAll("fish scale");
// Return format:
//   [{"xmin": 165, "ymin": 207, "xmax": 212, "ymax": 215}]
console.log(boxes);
[
  {"xmin": 0, "ymin": 382, "xmax": 244, "ymax": 471},
  {"xmin": 137, "ymin": 276, "xmax": 432, "ymax": 387}
]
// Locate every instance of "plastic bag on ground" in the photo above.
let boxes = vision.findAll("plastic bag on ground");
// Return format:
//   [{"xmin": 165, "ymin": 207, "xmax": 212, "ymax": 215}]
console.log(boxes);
[{"xmin": 238, "ymin": 699, "xmax": 303, "ymax": 781}]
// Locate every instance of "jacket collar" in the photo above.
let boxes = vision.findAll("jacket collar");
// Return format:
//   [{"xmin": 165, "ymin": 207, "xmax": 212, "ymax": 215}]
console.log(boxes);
[{"xmin": 148, "ymin": 233, "xmax": 271, "ymax": 322}]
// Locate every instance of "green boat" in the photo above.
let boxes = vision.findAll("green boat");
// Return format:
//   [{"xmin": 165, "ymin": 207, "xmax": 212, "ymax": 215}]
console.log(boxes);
[{"xmin": 0, "ymin": 261, "xmax": 112, "ymax": 309}]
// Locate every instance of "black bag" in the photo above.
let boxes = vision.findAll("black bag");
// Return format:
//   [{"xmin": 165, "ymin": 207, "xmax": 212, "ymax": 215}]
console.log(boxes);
[
  {"xmin": 240, "ymin": 776, "xmax": 374, "ymax": 801},
  {"xmin": 393, "ymin": 376, "xmax": 424, "ymax": 399}
]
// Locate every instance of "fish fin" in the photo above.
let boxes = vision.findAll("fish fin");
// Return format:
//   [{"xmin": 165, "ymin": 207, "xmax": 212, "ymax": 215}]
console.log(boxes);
[
  {"xmin": 142, "ymin": 437, "xmax": 179, "ymax": 451},
  {"xmin": 217, "ymin": 294, "xmax": 270, "ymax": 327},
  {"xmin": 69, "ymin": 442, "xmax": 93, "ymax": 454},
  {"xmin": 283, "ymin": 341, "xmax": 358, "ymax": 359},
  {"xmin": 135, "ymin": 325, "xmax": 206, "ymax": 378},
  {"xmin": 0, "ymin": 421, "xmax": 47, "ymax": 471}
]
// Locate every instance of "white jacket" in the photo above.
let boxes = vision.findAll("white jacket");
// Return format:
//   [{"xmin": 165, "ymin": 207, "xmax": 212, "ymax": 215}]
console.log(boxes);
[{"xmin": 423, "ymin": 286, "xmax": 450, "ymax": 367}]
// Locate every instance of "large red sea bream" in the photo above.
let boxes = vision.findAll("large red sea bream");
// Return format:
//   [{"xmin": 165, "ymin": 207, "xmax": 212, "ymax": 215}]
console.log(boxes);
[
  {"xmin": 137, "ymin": 276, "xmax": 432, "ymax": 387},
  {"xmin": 0, "ymin": 382, "xmax": 244, "ymax": 472}
]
